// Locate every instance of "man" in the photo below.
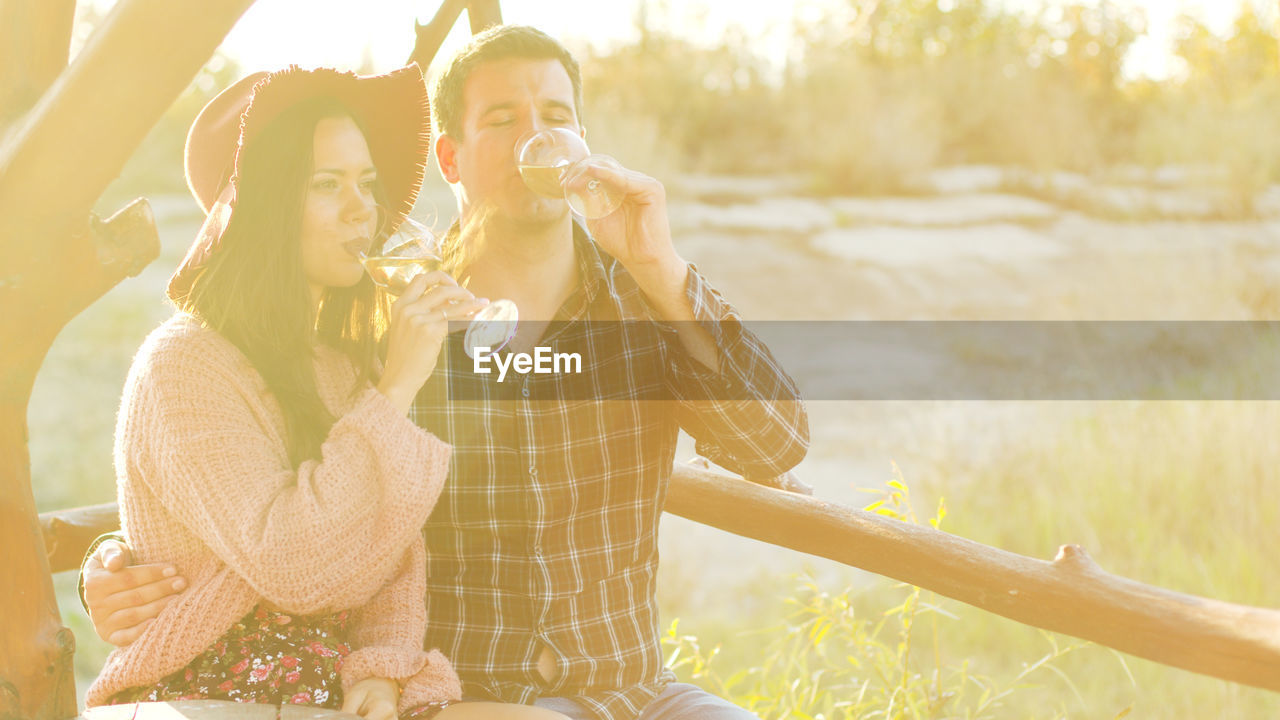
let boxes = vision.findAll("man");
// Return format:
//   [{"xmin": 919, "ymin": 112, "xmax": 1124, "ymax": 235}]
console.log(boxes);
[{"xmin": 84, "ymin": 25, "xmax": 808, "ymax": 720}]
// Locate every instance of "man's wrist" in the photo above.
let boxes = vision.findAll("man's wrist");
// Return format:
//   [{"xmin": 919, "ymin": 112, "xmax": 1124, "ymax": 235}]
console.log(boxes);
[{"xmin": 632, "ymin": 256, "xmax": 692, "ymax": 321}]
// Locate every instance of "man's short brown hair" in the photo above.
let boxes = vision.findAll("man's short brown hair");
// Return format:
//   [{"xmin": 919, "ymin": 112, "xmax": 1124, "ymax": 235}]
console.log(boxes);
[{"xmin": 431, "ymin": 25, "xmax": 583, "ymax": 140}]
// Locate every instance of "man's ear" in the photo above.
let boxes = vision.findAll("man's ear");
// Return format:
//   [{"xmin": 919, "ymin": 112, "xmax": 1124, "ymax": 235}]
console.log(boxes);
[{"xmin": 436, "ymin": 134, "xmax": 460, "ymax": 184}]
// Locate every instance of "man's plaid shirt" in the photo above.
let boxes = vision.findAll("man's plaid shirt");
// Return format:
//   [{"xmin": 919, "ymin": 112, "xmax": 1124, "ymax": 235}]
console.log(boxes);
[{"xmin": 409, "ymin": 225, "xmax": 809, "ymax": 719}]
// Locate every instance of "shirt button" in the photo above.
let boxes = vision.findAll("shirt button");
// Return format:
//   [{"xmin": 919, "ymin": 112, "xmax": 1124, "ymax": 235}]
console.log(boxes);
[
  {"xmin": 528, "ymin": 466, "xmax": 537, "ymax": 477},
  {"xmin": 521, "ymin": 386, "xmax": 530, "ymax": 398},
  {"xmin": 533, "ymin": 544, "xmax": 543, "ymax": 555}
]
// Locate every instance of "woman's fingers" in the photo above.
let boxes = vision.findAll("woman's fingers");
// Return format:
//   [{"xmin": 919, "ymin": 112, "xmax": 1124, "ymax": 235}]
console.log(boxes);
[
  {"xmin": 441, "ymin": 297, "xmax": 491, "ymax": 320},
  {"xmin": 391, "ymin": 270, "xmax": 464, "ymax": 318},
  {"xmin": 404, "ymin": 284, "xmax": 481, "ymax": 317},
  {"xmin": 392, "ymin": 273, "xmax": 432, "ymax": 304},
  {"xmin": 391, "ymin": 269, "xmax": 454, "ymax": 304}
]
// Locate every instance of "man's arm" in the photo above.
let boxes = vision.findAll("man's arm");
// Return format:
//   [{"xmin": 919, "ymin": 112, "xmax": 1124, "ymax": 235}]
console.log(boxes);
[
  {"xmin": 579, "ymin": 163, "xmax": 722, "ymax": 371},
  {"xmin": 660, "ymin": 264, "xmax": 810, "ymax": 479},
  {"xmin": 582, "ymin": 163, "xmax": 809, "ymax": 479},
  {"xmin": 80, "ymin": 537, "xmax": 186, "ymax": 646}
]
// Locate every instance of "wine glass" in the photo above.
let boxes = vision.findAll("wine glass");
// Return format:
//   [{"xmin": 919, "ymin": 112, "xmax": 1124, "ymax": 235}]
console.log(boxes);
[
  {"xmin": 361, "ymin": 216, "xmax": 518, "ymax": 359},
  {"xmin": 515, "ymin": 127, "xmax": 624, "ymax": 219}
]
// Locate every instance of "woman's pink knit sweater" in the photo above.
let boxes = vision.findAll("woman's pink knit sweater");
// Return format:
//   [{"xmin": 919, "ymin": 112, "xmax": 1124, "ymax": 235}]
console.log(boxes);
[{"xmin": 86, "ymin": 314, "xmax": 461, "ymax": 710}]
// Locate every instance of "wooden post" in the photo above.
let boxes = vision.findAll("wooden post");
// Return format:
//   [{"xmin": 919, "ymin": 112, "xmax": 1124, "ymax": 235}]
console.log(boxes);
[
  {"xmin": 407, "ymin": 0, "xmax": 502, "ymax": 70},
  {"xmin": 0, "ymin": 8, "xmax": 79, "ymax": 714},
  {"xmin": 466, "ymin": 0, "xmax": 502, "ymax": 33},
  {"xmin": 0, "ymin": 0, "xmax": 76, "ymax": 124},
  {"xmin": 408, "ymin": 0, "xmax": 468, "ymax": 69},
  {"xmin": 0, "ymin": 1, "xmax": 256, "ymax": 717}
]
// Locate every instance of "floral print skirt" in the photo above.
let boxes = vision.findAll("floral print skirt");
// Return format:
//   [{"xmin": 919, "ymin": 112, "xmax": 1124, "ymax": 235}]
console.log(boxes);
[{"xmin": 110, "ymin": 605, "xmax": 351, "ymax": 708}]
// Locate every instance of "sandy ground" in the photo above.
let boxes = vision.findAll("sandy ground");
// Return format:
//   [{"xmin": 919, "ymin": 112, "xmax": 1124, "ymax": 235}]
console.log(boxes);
[{"xmin": 658, "ymin": 168, "xmax": 1280, "ymax": 611}]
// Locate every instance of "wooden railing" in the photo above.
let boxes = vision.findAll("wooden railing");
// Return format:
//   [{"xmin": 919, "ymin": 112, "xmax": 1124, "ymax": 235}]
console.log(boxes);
[{"xmin": 39, "ymin": 462, "xmax": 1280, "ymax": 693}]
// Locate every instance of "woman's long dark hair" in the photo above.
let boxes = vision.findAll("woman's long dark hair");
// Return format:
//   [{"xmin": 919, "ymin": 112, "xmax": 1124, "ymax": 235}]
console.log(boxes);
[{"xmin": 181, "ymin": 97, "xmax": 390, "ymax": 467}]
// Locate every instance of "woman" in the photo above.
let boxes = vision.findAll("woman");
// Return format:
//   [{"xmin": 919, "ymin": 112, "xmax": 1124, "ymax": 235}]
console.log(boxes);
[{"xmin": 84, "ymin": 65, "xmax": 564, "ymax": 720}]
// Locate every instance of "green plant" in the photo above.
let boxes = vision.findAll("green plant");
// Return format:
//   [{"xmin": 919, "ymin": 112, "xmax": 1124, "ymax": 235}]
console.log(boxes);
[{"xmin": 661, "ymin": 474, "xmax": 1101, "ymax": 719}]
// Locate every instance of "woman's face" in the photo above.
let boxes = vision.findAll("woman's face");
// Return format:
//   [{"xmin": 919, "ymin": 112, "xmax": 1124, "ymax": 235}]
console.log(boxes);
[{"xmin": 299, "ymin": 115, "xmax": 378, "ymax": 301}]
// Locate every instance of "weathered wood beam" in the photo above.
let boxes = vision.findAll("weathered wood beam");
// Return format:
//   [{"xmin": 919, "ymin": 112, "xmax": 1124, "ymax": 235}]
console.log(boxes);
[
  {"xmin": 663, "ymin": 463, "xmax": 1280, "ymax": 693},
  {"xmin": 0, "ymin": 0, "xmax": 255, "ymax": 265},
  {"xmin": 42, "ymin": 464, "xmax": 1280, "ymax": 694},
  {"xmin": 1, "ymin": 3, "xmax": 255, "ymax": 718},
  {"xmin": 41, "ymin": 502, "xmax": 123, "ymax": 576},
  {"xmin": 407, "ymin": 0, "xmax": 502, "ymax": 70},
  {"xmin": 408, "ymin": 0, "xmax": 468, "ymax": 69},
  {"xmin": 0, "ymin": 0, "xmax": 253, "ymax": 370},
  {"xmin": 3, "ymin": 407, "xmax": 78, "ymax": 720},
  {"xmin": 0, "ymin": 0, "xmax": 76, "ymax": 126},
  {"xmin": 2, "ymin": 199, "xmax": 157, "ymax": 720},
  {"xmin": 466, "ymin": 0, "xmax": 502, "ymax": 33},
  {"xmin": 84, "ymin": 698, "xmax": 363, "ymax": 720}
]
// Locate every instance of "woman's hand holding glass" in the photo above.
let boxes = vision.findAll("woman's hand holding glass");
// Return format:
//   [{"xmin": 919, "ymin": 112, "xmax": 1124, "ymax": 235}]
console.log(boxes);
[
  {"xmin": 376, "ymin": 271, "xmax": 487, "ymax": 415},
  {"xmin": 363, "ymin": 217, "xmax": 519, "ymax": 361}
]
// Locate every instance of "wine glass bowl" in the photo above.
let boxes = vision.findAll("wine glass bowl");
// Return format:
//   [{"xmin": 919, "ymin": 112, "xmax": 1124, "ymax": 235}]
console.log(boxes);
[
  {"xmin": 515, "ymin": 128, "xmax": 624, "ymax": 218},
  {"xmin": 563, "ymin": 155, "xmax": 625, "ymax": 219},
  {"xmin": 360, "ymin": 223, "xmax": 442, "ymax": 295},
  {"xmin": 362, "ymin": 215, "xmax": 519, "ymax": 358}
]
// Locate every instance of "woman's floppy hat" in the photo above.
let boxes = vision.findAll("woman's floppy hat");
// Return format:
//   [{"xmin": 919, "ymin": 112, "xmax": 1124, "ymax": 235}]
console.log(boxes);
[{"xmin": 168, "ymin": 64, "xmax": 432, "ymax": 303}]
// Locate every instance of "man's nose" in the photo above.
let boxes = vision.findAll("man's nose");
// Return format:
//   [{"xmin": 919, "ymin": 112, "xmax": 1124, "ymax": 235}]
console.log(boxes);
[{"xmin": 523, "ymin": 109, "xmax": 549, "ymax": 134}]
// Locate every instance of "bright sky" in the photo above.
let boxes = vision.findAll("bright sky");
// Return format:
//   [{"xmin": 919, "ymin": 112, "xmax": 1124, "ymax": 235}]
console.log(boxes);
[{"xmin": 84, "ymin": 0, "xmax": 1275, "ymax": 82}]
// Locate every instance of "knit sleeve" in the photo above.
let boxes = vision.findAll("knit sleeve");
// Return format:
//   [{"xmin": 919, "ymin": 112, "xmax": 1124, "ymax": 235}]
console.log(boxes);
[
  {"xmin": 339, "ymin": 542, "xmax": 462, "ymax": 710},
  {"xmin": 122, "ymin": 327, "xmax": 451, "ymax": 614}
]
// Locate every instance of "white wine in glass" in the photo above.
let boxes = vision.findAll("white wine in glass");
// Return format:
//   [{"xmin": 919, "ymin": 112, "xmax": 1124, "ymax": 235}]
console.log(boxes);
[
  {"xmin": 518, "ymin": 163, "xmax": 572, "ymax": 198},
  {"xmin": 363, "ymin": 216, "xmax": 518, "ymax": 358},
  {"xmin": 515, "ymin": 128, "xmax": 624, "ymax": 219},
  {"xmin": 361, "ymin": 247, "xmax": 442, "ymax": 295}
]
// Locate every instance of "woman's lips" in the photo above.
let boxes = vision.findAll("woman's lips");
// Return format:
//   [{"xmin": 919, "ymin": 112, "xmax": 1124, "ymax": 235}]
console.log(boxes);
[{"xmin": 344, "ymin": 237, "xmax": 371, "ymax": 259}]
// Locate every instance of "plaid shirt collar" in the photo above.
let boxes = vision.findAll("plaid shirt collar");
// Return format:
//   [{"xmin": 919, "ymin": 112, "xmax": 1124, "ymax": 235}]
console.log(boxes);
[{"xmin": 440, "ymin": 218, "xmax": 607, "ymax": 320}]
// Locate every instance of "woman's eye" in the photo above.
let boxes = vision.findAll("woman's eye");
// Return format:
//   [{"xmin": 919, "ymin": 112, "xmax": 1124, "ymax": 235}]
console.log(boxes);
[
  {"xmin": 312, "ymin": 179, "xmax": 339, "ymax": 192},
  {"xmin": 360, "ymin": 179, "xmax": 377, "ymax": 192}
]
